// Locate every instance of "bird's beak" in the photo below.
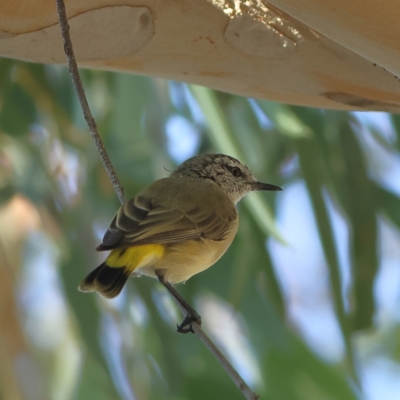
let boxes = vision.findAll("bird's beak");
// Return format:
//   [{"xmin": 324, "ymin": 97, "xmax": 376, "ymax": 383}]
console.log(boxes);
[{"xmin": 249, "ymin": 181, "xmax": 282, "ymax": 191}]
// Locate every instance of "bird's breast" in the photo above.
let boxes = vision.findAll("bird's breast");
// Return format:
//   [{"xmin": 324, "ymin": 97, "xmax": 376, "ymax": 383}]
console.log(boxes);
[{"xmin": 148, "ymin": 219, "xmax": 238, "ymax": 284}]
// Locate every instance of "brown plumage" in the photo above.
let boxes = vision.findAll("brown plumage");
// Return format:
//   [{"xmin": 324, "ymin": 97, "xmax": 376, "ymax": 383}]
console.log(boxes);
[{"xmin": 79, "ymin": 154, "xmax": 281, "ymax": 298}]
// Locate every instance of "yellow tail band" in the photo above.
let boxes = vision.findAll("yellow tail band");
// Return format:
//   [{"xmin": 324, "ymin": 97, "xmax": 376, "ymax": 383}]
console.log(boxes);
[
  {"xmin": 79, "ymin": 243, "xmax": 166, "ymax": 298},
  {"xmin": 106, "ymin": 243, "xmax": 165, "ymax": 272}
]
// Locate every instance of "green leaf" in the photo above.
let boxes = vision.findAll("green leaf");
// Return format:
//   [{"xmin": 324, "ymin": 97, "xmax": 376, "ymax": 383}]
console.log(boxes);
[
  {"xmin": 0, "ymin": 82, "xmax": 37, "ymax": 136},
  {"xmin": 296, "ymin": 137, "xmax": 359, "ymax": 385},
  {"xmin": 258, "ymin": 101, "xmax": 312, "ymax": 139},
  {"xmin": 337, "ymin": 120, "xmax": 377, "ymax": 332},
  {"xmin": 76, "ymin": 354, "xmax": 121, "ymax": 400},
  {"xmin": 374, "ymin": 183, "xmax": 400, "ymax": 229}
]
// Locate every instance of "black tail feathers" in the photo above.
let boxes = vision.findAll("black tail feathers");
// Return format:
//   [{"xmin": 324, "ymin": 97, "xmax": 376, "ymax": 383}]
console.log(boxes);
[{"xmin": 79, "ymin": 263, "xmax": 131, "ymax": 299}]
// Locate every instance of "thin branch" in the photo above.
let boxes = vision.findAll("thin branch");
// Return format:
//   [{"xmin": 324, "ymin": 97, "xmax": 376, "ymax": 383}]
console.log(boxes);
[
  {"xmin": 55, "ymin": 0, "xmax": 125, "ymax": 205},
  {"xmin": 173, "ymin": 299, "xmax": 259, "ymax": 400},
  {"xmin": 54, "ymin": 1, "xmax": 258, "ymax": 399}
]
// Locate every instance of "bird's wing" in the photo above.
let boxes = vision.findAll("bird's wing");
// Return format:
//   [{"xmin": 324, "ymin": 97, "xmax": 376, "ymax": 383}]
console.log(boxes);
[{"xmin": 97, "ymin": 180, "xmax": 237, "ymax": 251}]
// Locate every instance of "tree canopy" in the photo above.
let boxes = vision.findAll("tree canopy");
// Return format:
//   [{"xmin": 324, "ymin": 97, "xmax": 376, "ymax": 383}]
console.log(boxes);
[{"xmin": 1, "ymin": 59, "xmax": 400, "ymax": 400}]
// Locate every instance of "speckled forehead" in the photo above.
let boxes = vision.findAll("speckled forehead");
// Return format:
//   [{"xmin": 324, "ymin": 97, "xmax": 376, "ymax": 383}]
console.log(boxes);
[
  {"xmin": 178, "ymin": 154, "xmax": 247, "ymax": 172},
  {"xmin": 209, "ymin": 154, "xmax": 244, "ymax": 167}
]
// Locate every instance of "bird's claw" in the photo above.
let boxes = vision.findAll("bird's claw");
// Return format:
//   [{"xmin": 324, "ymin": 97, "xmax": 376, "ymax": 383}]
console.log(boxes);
[{"xmin": 177, "ymin": 312, "xmax": 202, "ymax": 334}]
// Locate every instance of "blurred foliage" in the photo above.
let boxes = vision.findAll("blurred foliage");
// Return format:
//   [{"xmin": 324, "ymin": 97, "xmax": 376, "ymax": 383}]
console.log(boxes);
[{"xmin": 1, "ymin": 57, "xmax": 400, "ymax": 400}]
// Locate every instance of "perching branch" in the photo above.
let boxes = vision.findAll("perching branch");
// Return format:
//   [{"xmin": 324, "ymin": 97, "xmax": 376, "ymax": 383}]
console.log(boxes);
[
  {"xmin": 174, "ymin": 299, "xmax": 259, "ymax": 400},
  {"xmin": 55, "ymin": 0, "xmax": 125, "ymax": 205},
  {"xmin": 54, "ymin": 1, "xmax": 258, "ymax": 399}
]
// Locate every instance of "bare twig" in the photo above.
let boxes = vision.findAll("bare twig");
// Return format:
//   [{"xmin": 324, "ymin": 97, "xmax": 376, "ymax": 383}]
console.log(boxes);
[
  {"xmin": 55, "ymin": 0, "xmax": 125, "ymax": 204},
  {"xmin": 54, "ymin": 1, "xmax": 258, "ymax": 399},
  {"xmin": 173, "ymin": 300, "xmax": 259, "ymax": 400}
]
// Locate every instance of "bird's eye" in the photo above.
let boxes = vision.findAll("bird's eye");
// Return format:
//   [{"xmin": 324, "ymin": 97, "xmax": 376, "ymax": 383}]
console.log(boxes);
[{"xmin": 230, "ymin": 167, "xmax": 241, "ymax": 177}]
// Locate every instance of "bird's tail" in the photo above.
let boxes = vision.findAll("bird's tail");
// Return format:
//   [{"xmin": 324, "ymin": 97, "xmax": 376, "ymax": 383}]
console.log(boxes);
[
  {"xmin": 78, "ymin": 262, "xmax": 131, "ymax": 299},
  {"xmin": 79, "ymin": 244, "xmax": 165, "ymax": 298}
]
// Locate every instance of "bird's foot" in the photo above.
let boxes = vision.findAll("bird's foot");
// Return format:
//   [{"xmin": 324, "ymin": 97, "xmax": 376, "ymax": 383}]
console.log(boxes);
[{"xmin": 177, "ymin": 311, "xmax": 202, "ymax": 334}]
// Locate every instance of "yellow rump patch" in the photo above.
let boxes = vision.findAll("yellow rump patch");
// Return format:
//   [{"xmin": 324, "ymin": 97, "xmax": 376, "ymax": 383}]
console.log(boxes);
[{"xmin": 106, "ymin": 244, "xmax": 165, "ymax": 272}]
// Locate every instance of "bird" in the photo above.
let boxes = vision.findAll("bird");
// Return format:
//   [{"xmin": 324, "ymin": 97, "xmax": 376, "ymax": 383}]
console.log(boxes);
[{"xmin": 79, "ymin": 153, "xmax": 281, "ymax": 332}]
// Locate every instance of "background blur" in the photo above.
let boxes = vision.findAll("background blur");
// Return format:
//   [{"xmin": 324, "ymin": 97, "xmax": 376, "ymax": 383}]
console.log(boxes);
[{"xmin": 1, "ymin": 58, "xmax": 400, "ymax": 400}]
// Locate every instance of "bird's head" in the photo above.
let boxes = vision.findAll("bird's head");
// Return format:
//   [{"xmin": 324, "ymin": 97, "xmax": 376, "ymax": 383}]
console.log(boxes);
[{"xmin": 171, "ymin": 153, "xmax": 281, "ymax": 204}]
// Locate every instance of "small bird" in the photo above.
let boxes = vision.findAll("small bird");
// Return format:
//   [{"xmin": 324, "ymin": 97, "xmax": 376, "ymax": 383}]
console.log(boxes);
[{"xmin": 79, "ymin": 154, "xmax": 281, "ymax": 331}]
